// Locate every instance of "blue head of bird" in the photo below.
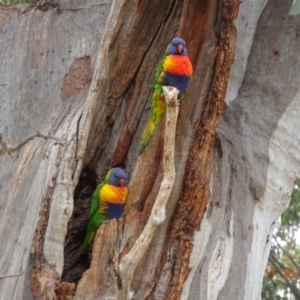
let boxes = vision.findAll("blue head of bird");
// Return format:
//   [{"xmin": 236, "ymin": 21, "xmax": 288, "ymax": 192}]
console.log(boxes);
[
  {"xmin": 167, "ymin": 37, "xmax": 188, "ymax": 56},
  {"xmin": 109, "ymin": 167, "xmax": 128, "ymax": 187}
]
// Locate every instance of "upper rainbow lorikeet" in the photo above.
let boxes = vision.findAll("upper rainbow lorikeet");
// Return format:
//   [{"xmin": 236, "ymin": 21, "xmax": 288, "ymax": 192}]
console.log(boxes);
[
  {"xmin": 140, "ymin": 37, "xmax": 193, "ymax": 153},
  {"xmin": 74, "ymin": 167, "xmax": 128, "ymax": 264}
]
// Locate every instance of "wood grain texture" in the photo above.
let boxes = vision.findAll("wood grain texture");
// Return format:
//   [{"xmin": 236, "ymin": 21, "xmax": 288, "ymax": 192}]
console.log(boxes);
[
  {"xmin": 147, "ymin": 0, "xmax": 238, "ymax": 298},
  {"xmin": 0, "ymin": 1, "xmax": 112, "ymax": 298},
  {"xmin": 1, "ymin": 0, "xmax": 299, "ymax": 299}
]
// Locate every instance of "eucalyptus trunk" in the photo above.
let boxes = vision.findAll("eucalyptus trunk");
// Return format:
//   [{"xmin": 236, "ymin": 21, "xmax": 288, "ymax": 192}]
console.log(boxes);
[{"xmin": 0, "ymin": 0, "xmax": 298, "ymax": 299}]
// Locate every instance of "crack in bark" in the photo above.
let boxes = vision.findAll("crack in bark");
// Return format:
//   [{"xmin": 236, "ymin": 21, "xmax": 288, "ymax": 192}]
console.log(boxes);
[
  {"xmin": 0, "ymin": 131, "xmax": 67, "ymax": 156},
  {"xmin": 117, "ymin": 87, "xmax": 179, "ymax": 300},
  {"xmin": 30, "ymin": 145, "xmax": 65, "ymax": 297},
  {"xmin": 148, "ymin": 0, "xmax": 239, "ymax": 298},
  {"xmin": 73, "ymin": 112, "xmax": 83, "ymax": 179}
]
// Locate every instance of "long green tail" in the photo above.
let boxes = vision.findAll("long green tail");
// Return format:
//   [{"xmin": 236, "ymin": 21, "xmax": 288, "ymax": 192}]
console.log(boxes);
[
  {"xmin": 140, "ymin": 88, "xmax": 166, "ymax": 154},
  {"xmin": 72, "ymin": 226, "xmax": 97, "ymax": 266},
  {"xmin": 72, "ymin": 212, "xmax": 106, "ymax": 266}
]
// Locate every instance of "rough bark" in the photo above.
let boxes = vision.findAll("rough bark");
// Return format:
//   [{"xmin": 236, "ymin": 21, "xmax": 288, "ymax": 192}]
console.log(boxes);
[
  {"xmin": 0, "ymin": 1, "xmax": 110, "ymax": 299},
  {"xmin": 117, "ymin": 87, "xmax": 179, "ymax": 300},
  {"xmin": 0, "ymin": 0, "xmax": 299, "ymax": 299}
]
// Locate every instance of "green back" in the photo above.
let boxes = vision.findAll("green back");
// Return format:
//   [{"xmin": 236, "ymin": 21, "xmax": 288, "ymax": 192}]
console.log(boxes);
[
  {"xmin": 139, "ymin": 48, "xmax": 169, "ymax": 153},
  {"xmin": 153, "ymin": 42, "xmax": 170, "ymax": 86},
  {"xmin": 88, "ymin": 169, "xmax": 112, "ymax": 220},
  {"xmin": 153, "ymin": 56, "xmax": 165, "ymax": 86},
  {"xmin": 73, "ymin": 169, "xmax": 113, "ymax": 265}
]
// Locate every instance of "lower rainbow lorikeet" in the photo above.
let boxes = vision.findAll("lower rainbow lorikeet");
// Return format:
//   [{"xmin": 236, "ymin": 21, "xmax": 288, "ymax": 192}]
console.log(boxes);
[
  {"xmin": 74, "ymin": 167, "xmax": 128, "ymax": 264},
  {"xmin": 140, "ymin": 37, "xmax": 193, "ymax": 153}
]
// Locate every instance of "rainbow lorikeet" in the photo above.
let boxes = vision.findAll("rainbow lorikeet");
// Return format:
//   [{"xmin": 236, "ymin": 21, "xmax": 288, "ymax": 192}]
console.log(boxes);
[
  {"xmin": 140, "ymin": 37, "xmax": 193, "ymax": 153},
  {"xmin": 74, "ymin": 167, "xmax": 128, "ymax": 264}
]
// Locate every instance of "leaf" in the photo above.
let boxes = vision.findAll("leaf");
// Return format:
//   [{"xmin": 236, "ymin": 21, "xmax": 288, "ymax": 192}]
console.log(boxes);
[
  {"xmin": 0, "ymin": 0, "xmax": 33, "ymax": 4},
  {"xmin": 290, "ymin": 0, "xmax": 300, "ymax": 16}
]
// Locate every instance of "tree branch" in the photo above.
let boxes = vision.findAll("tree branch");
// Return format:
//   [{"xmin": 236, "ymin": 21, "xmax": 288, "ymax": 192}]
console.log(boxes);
[
  {"xmin": 0, "ymin": 270, "xmax": 24, "ymax": 280},
  {"xmin": 0, "ymin": 131, "xmax": 67, "ymax": 156},
  {"xmin": 117, "ymin": 86, "xmax": 180, "ymax": 299},
  {"xmin": 269, "ymin": 254, "xmax": 300, "ymax": 299},
  {"xmin": 274, "ymin": 236, "xmax": 300, "ymax": 276}
]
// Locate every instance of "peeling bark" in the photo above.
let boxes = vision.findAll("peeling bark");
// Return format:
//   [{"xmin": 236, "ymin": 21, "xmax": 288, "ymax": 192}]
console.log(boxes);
[
  {"xmin": 1, "ymin": 0, "xmax": 299, "ymax": 299},
  {"xmin": 61, "ymin": 56, "xmax": 92, "ymax": 102},
  {"xmin": 0, "ymin": 1, "xmax": 112, "ymax": 299},
  {"xmin": 74, "ymin": 220, "xmax": 121, "ymax": 300},
  {"xmin": 117, "ymin": 87, "xmax": 180, "ymax": 300},
  {"xmin": 148, "ymin": 0, "xmax": 238, "ymax": 298}
]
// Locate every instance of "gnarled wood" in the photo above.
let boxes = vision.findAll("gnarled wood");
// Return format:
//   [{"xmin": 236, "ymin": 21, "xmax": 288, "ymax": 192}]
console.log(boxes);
[
  {"xmin": 0, "ymin": 0, "xmax": 299, "ymax": 299},
  {"xmin": 118, "ymin": 86, "xmax": 179, "ymax": 299}
]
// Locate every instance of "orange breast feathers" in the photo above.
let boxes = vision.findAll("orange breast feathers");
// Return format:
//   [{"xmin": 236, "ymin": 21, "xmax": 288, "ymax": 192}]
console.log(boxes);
[
  {"xmin": 163, "ymin": 55, "xmax": 193, "ymax": 77},
  {"xmin": 99, "ymin": 184, "xmax": 128, "ymax": 205}
]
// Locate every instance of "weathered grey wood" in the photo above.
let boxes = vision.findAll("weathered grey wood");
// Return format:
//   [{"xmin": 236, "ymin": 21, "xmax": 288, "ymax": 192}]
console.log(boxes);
[
  {"xmin": 1, "ymin": 0, "xmax": 300, "ymax": 299},
  {"xmin": 186, "ymin": 0, "xmax": 300, "ymax": 299},
  {"xmin": 0, "ymin": 1, "xmax": 112, "ymax": 299},
  {"xmin": 117, "ymin": 86, "xmax": 179, "ymax": 300}
]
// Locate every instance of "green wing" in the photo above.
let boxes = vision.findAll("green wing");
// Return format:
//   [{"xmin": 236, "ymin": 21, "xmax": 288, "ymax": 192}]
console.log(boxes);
[
  {"xmin": 153, "ymin": 55, "xmax": 165, "ymax": 86},
  {"xmin": 73, "ymin": 170, "xmax": 112, "ymax": 265},
  {"xmin": 73, "ymin": 212, "xmax": 106, "ymax": 265},
  {"xmin": 153, "ymin": 42, "xmax": 170, "ymax": 85},
  {"xmin": 88, "ymin": 170, "xmax": 111, "ymax": 220},
  {"xmin": 140, "ymin": 55, "xmax": 167, "ymax": 153}
]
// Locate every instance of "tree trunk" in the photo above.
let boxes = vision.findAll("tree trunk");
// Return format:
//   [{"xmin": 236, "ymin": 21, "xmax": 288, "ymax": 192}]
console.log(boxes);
[{"xmin": 0, "ymin": 0, "xmax": 299, "ymax": 299}]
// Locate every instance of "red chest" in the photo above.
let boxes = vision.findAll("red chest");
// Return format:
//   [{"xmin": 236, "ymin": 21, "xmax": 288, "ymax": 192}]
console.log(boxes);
[{"xmin": 163, "ymin": 55, "xmax": 193, "ymax": 76}]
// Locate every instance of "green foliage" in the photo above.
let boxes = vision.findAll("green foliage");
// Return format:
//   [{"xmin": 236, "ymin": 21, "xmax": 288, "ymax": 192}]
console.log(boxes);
[
  {"xmin": 0, "ymin": 0, "xmax": 34, "ymax": 4},
  {"xmin": 262, "ymin": 273, "xmax": 290, "ymax": 300},
  {"xmin": 262, "ymin": 182, "xmax": 300, "ymax": 299},
  {"xmin": 290, "ymin": 0, "xmax": 300, "ymax": 16}
]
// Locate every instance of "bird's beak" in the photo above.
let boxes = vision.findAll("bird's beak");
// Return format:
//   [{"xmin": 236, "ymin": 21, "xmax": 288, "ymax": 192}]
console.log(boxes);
[
  {"xmin": 119, "ymin": 178, "xmax": 125, "ymax": 187},
  {"xmin": 177, "ymin": 44, "xmax": 183, "ymax": 54}
]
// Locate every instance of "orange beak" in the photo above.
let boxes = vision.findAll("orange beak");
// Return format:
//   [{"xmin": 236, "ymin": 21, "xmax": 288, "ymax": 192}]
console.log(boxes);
[
  {"xmin": 177, "ymin": 44, "xmax": 183, "ymax": 54},
  {"xmin": 119, "ymin": 178, "xmax": 125, "ymax": 187}
]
